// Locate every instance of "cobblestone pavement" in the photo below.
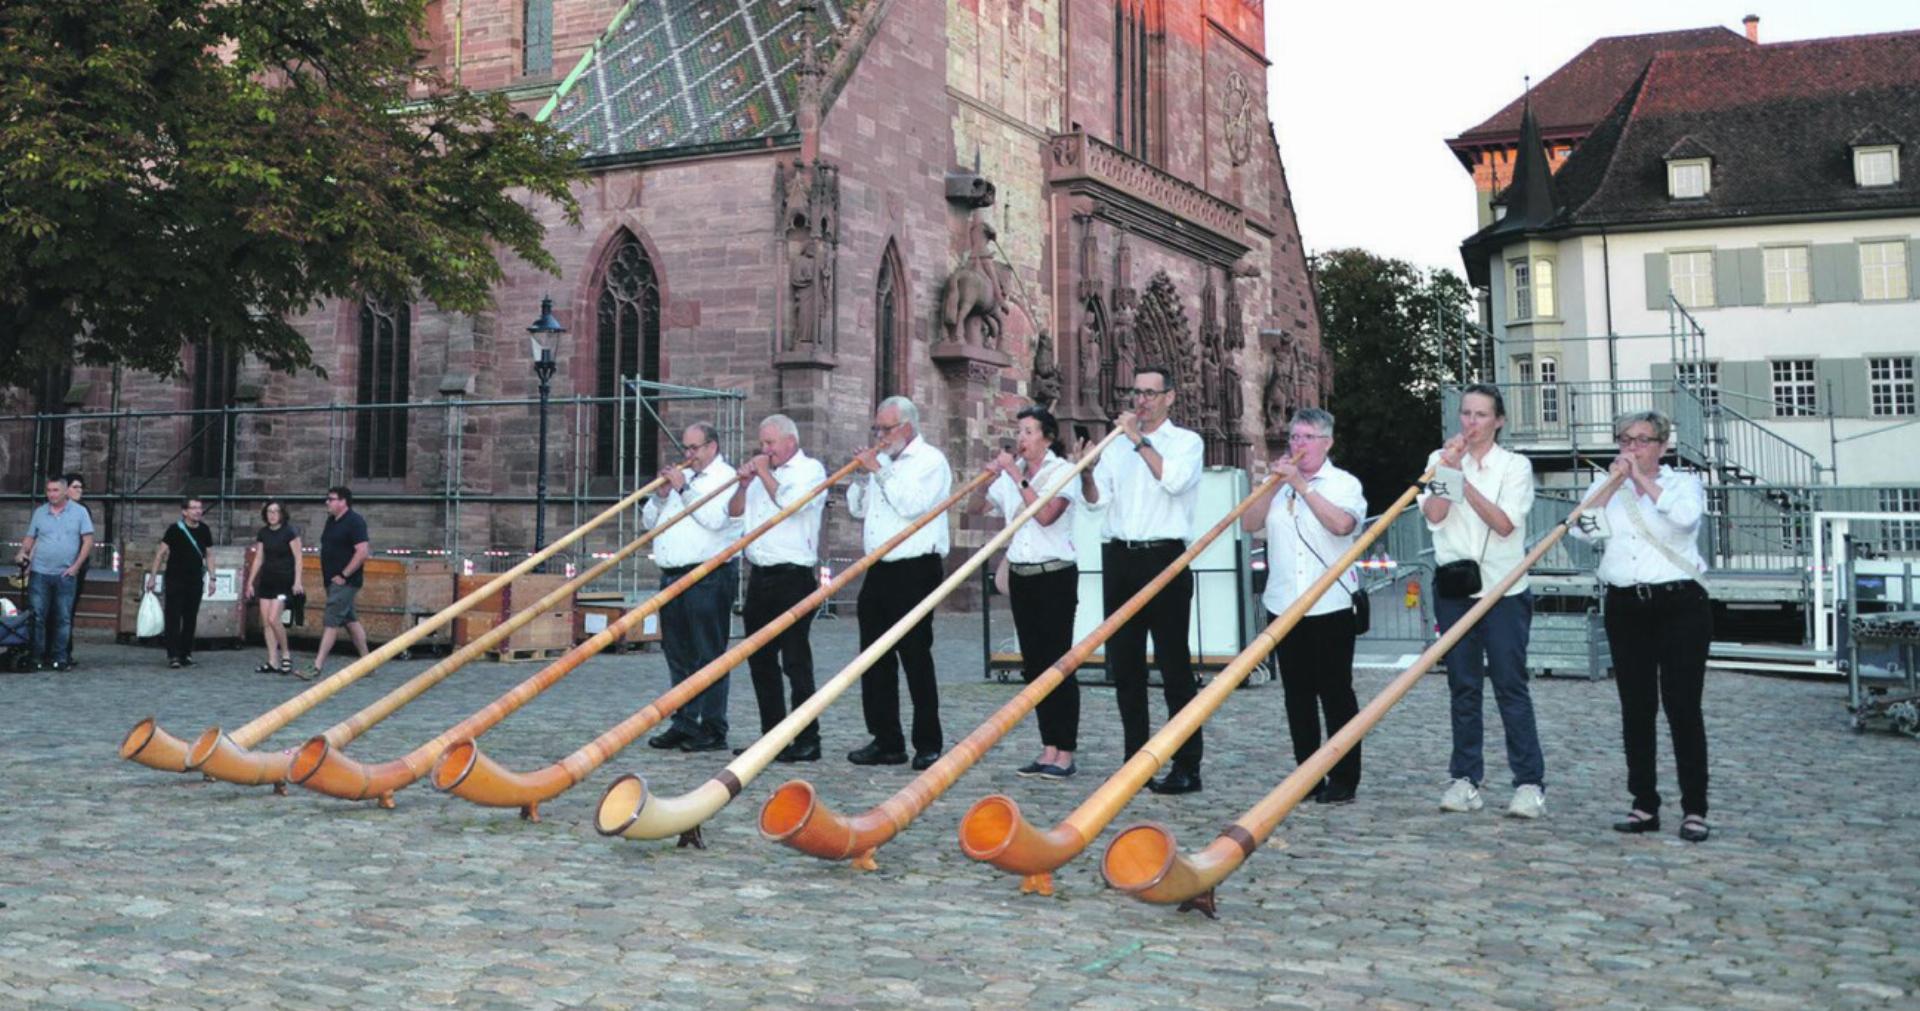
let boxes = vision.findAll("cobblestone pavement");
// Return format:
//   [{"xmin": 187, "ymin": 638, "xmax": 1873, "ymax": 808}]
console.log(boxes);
[{"xmin": 2, "ymin": 616, "xmax": 1916, "ymax": 1009}]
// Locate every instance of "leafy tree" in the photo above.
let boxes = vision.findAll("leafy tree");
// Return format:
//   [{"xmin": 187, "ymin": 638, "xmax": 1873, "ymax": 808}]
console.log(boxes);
[
  {"xmin": 1315, "ymin": 248, "xmax": 1479, "ymax": 510},
  {"xmin": 0, "ymin": 0, "xmax": 582, "ymax": 385}
]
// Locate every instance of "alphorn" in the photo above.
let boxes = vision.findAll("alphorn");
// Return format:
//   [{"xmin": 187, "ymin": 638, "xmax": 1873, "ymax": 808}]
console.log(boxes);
[
  {"xmin": 290, "ymin": 452, "xmax": 869, "ymax": 811},
  {"xmin": 1103, "ymin": 472, "xmax": 1627, "ymax": 917},
  {"xmin": 192, "ymin": 476, "xmax": 730, "ymax": 789},
  {"xmin": 958, "ymin": 468, "xmax": 1434, "ymax": 896},
  {"xmin": 118, "ymin": 466, "xmax": 684, "ymax": 775},
  {"xmin": 596, "ymin": 429, "xmax": 1128, "ymax": 848},
  {"xmin": 430, "ymin": 468, "xmax": 1005, "ymax": 814},
  {"xmin": 762, "ymin": 463, "xmax": 1278, "ymax": 872}
]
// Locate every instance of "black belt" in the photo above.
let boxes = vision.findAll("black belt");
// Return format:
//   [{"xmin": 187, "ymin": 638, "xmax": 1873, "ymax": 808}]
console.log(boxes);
[
  {"xmin": 1110, "ymin": 538, "xmax": 1183, "ymax": 551},
  {"xmin": 752, "ymin": 562, "xmax": 812, "ymax": 574},
  {"xmin": 1607, "ymin": 580, "xmax": 1702, "ymax": 601},
  {"xmin": 660, "ymin": 563, "xmax": 728, "ymax": 578},
  {"xmin": 875, "ymin": 553, "xmax": 940, "ymax": 565}
]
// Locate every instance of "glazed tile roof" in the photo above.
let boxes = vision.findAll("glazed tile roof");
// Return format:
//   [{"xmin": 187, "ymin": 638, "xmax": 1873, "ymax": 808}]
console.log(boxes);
[{"xmin": 542, "ymin": 0, "xmax": 866, "ymax": 158}]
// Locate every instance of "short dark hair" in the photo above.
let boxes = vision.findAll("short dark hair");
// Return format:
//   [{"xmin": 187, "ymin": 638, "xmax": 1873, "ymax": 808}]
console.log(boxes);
[
  {"xmin": 62, "ymin": 473, "xmax": 83, "ymax": 486},
  {"xmin": 1015, "ymin": 404, "xmax": 1065, "ymax": 457},
  {"xmin": 327, "ymin": 486, "xmax": 353, "ymax": 506},
  {"xmin": 260, "ymin": 499, "xmax": 289, "ymax": 525},
  {"xmin": 1135, "ymin": 365, "xmax": 1175, "ymax": 390},
  {"xmin": 43, "ymin": 476, "xmax": 65, "ymax": 489},
  {"xmin": 180, "ymin": 496, "xmax": 204, "ymax": 510}
]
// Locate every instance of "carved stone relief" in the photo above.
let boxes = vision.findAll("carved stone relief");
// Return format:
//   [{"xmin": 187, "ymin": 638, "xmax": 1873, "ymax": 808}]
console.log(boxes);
[{"xmin": 775, "ymin": 157, "xmax": 840, "ymax": 359}]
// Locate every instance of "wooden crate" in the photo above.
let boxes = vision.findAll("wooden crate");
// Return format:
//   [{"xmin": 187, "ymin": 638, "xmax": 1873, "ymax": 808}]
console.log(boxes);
[
  {"xmin": 451, "ymin": 573, "xmax": 575, "ymax": 655},
  {"xmin": 575, "ymin": 592, "xmax": 661, "ymax": 651},
  {"xmin": 260, "ymin": 555, "xmax": 454, "ymax": 649},
  {"xmin": 117, "ymin": 546, "xmax": 249, "ymax": 644}
]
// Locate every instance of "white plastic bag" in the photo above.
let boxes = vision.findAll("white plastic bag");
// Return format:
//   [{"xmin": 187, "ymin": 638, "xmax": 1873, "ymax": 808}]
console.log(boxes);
[{"xmin": 137, "ymin": 591, "xmax": 164, "ymax": 638}]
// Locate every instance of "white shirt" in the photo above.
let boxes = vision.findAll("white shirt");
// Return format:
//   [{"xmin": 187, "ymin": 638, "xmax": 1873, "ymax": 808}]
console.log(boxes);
[
  {"xmin": 640, "ymin": 456, "xmax": 742, "ymax": 569},
  {"xmin": 847, "ymin": 435, "xmax": 953, "ymax": 561},
  {"xmin": 1087, "ymin": 420, "xmax": 1205, "ymax": 542},
  {"xmin": 1261, "ymin": 462, "xmax": 1368, "ymax": 617},
  {"xmin": 985, "ymin": 451, "xmax": 1083, "ymax": 564},
  {"xmin": 1418, "ymin": 442, "xmax": 1535, "ymax": 597},
  {"xmin": 741, "ymin": 449, "xmax": 828, "ymax": 568},
  {"xmin": 1570, "ymin": 466, "xmax": 1708, "ymax": 587}
]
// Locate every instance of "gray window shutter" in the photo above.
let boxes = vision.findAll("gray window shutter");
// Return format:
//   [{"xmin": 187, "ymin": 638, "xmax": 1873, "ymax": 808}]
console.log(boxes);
[
  {"xmin": 1714, "ymin": 250, "xmax": 1743, "ymax": 307},
  {"xmin": 1727, "ymin": 360, "xmax": 1766, "ymax": 414},
  {"xmin": 1644, "ymin": 253, "xmax": 1669, "ymax": 311},
  {"xmin": 1911, "ymin": 240, "xmax": 1920, "ymax": 301},
  {"xmin": 1815, "ymin": 359, "xmax": 1850, "ymax": 417},
  {"xmin": 1737, "ymin": 248, "xmax": 1764, "ymax": 307},
  {"xmin": 1811, "ymin": 244, "xmax": 1860, "ymax": 303}
]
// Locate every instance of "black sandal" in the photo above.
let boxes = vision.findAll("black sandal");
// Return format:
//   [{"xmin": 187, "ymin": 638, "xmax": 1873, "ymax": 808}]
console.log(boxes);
[
  {"xmin": 1679, "ymin": 815, "xmax": 1710, "ymax": 843},
  {"xmin": 256, "ymin": 662, "xmax": 278, "ymax": 674},
  {"xmin": 1612, "ymin": 809, "xmax": 1660, "ymax": 834},
  {"xmin": 278, "ymin": 658, "xmax": 294, "ymax": 676}
]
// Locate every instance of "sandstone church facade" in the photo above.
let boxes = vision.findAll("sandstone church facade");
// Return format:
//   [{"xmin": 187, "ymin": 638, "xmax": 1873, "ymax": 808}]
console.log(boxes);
[{"xmin": 11, "ymin": 0, "xmax": 1326, "ymax": 569}]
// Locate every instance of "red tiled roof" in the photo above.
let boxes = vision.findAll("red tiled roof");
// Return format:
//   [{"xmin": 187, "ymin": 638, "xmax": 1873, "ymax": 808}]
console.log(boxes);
[{"xmin": 1449, "ymin": 27, "xmax": 1748, "ymax": 147}]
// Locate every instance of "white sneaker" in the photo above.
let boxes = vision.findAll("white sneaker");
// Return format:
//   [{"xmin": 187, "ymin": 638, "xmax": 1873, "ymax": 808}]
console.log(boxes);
[
  {"xmin": 1507, "ymin": 784, "xmax": 1546, "ymax": 820},
  {"xmin": 1438, "ymin": 778, "xmax": 1483, "ymax": 812}
]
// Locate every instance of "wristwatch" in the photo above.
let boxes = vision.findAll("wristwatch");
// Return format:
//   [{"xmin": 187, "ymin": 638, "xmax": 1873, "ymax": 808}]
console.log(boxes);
[{"xmin": 1020, "ymin": 479, "xmax": 1030, "ymax": 489}]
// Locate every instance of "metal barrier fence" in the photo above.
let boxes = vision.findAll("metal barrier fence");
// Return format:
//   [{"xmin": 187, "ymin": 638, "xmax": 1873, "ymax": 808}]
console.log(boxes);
[{"xmin": 1445, "ymin": 380, "xmax": 1711, "ymax": 466}]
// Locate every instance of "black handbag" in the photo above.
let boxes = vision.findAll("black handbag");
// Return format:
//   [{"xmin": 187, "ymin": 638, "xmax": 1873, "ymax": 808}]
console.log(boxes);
[{"xmin": 1433, "ymin": 559, "xmax": 1482, "ymax": 599}]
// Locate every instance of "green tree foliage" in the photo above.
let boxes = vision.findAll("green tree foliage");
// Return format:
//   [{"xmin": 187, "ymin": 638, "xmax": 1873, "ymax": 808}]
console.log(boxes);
[
  {"xmin": 1315, "ymin": 248, "xmax": 1479, "ymax": 510},
  {"xmin": 0, "ymin": 0, "xmax": 582, "ymax": 385}
]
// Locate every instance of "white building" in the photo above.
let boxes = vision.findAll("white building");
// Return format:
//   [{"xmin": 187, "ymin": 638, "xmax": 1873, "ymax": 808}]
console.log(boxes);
[{"xmin": 1460, "ymin": 30, "xmax": 1920, "ymax": 491}]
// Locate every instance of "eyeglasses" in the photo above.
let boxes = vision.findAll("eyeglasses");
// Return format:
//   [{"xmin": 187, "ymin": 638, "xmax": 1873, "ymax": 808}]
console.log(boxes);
[
  {"xmin": 1614, "ymin": 435, "xmax": 1663, "ymax": 448},
  {"xmin": 1126, "ymin": 387, "xmax": 1169, "ymax": 399},
  {"xmin": 1287, "ymin": 432, "xmax": 1330, "ymax": 444},
  {"xmin": 869, "ymin": 422, "xmax": 902, "ymax": 436},
  {"xmin": 683, "ymin": 441, "xmax": 711, "ymax": 452}
]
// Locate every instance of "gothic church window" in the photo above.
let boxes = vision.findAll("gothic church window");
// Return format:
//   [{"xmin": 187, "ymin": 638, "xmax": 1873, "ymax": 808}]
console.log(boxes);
[
  {"xmin": 524, "ymin": 0, "xmax": 553, "ymax": 76},
  {"xmin": 875, "ymin": 242, "xmax": 907, "ymax": 401},
  {"xmin": 355, "ymin": 297, "xmax": 411, "ymax": 479},
  {"xmin": 594, "ymin": 234, "xmax": 662, "ymax": 480},
  {"xmin": 1113, "ymin": 1, "xmax": 1163, "ymax": 164},
  {"xmin": 189, "ymin": 343, "xmax": 240, "ymax": 480}
]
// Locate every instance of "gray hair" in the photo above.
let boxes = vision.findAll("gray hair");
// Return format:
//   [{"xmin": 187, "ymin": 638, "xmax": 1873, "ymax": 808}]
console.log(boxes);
[
  {"xmin": 1289, "ymin": 407, "xmax": 1335, "ymax": 438},
  {"xmin": 759, "ymin": 414, "xmax": 799, "ymax": 440},
  {"xmin": 878, "ymin": 395, "xmax": 919, "ymax": 428},
  {"xmin": 686, "ymin": 421, "xmax": 720, "ymax": 446},
  {"xmin": 1612, "ymin": 409, "xmax": 1671, "ymax": 444}
]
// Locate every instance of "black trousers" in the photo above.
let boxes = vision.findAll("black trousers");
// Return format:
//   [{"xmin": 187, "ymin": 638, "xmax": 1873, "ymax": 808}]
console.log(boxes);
[
  {"xmin": 163, "ymin": 582, "xmax": 203, "ymax": 661},
  {"xmin": 1102, "ymin": 542, "xmax": 1201, "ymax": 772},
  {"xmin": 1010, "ymin": 566, "xmax": 1080, "ymax": 752},
  {"xmin": 743, "ymin": 563, "xmax": 820, "ymax": 747},
  {"xmin": 658, "ymin": 562, "xmax": 737, "ymax": 738},
  {"xmin": 857, "ymin": 554, "xmax": 944, "ymax": 754},
  {"xmin": 1273, "ymin": 608, "xmax": 1360, "ymax": 790},
  {"xmin": 1604, "ymin": 582, "xmax": 1712, "ymax": 817}
]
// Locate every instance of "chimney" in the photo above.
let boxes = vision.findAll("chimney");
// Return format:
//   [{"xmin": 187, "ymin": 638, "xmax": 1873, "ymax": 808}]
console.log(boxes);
[{"xmin": 1743, "ymin": 14, "xmax": 1760, "ymax": 44}]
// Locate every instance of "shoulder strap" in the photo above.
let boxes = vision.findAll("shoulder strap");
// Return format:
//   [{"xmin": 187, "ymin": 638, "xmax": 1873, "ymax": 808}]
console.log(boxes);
[
  {"xmin": 176, "ymin": 521, "xmax": 206, "ymax": 560},
  {"xmin": 1621, "ymin": 492, "xmax": 1707, "ymax": 577},
  {"xmin": 1289, "ymin": 490, "xmax": 1360, "ymax": 593}
]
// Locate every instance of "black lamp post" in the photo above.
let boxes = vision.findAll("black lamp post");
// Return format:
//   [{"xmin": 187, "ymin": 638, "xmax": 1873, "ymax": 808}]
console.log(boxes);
[{"xmin": 527, "ymin": 295, "xmax": 565, "ymax": 564}]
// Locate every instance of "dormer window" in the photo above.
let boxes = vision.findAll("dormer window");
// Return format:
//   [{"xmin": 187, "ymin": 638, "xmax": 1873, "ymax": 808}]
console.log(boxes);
[
  {"xmin": 1668, "ymin": 158, "xmax": 1711, "ymax": 199},
  {"xmin": 1855, "ymin": 145, "xmax": 1900, "ymax": 188}
]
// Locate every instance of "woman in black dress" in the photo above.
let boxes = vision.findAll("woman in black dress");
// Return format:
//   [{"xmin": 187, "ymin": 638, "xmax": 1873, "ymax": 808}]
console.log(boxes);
[{"xmin": 245, "ymin": 500, "xmax": 307, "ymax": 675}]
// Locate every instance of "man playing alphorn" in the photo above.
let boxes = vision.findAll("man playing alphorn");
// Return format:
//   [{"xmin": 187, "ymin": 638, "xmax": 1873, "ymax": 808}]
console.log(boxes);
[
  {"xmin": 643, "ymin": 422, "xmax": 742, "ymax": 754},
  {"xmin": 1086, "ymin": 365, "xmax": 1207, "ymax": 794},
  {"xmin": 846, "ymin": 396, "xmax": 953, "ymax": 770},
  {"xmin": 729, "ymin": 415, "xmax": 829, "ymax": 763}
]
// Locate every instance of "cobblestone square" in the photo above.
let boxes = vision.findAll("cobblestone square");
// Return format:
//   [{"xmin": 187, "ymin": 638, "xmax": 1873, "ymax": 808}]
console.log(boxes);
[{"xmin": 2, "ymin": 617, "xmax": 1915, "ymax": 1008}]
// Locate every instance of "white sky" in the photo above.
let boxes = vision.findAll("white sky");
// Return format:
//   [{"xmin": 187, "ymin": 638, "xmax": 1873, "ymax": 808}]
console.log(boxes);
[{"xmin": 1265, "ymin": 3, "xmax": 1919, "ymax": 276}]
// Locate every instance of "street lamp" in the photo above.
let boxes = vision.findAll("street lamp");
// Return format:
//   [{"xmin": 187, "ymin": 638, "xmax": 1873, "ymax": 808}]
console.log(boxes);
[{"xmin": 527, "ymin": 295, "xmax": 565, "ymax": 565}]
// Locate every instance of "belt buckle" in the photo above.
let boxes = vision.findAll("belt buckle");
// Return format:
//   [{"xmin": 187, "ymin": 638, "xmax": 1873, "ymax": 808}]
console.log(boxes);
[{"xmin": 1634, "ymin": 584, "xmax": 1654, "ymax": 602}]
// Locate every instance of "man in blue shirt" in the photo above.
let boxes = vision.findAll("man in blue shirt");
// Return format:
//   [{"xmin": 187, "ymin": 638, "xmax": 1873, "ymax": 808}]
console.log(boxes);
[{"xmin": 15, "ymin": 477, "xmax": 95, "ymax": 671}]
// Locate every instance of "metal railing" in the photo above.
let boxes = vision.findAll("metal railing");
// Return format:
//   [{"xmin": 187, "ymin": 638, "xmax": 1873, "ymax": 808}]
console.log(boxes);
[
  {"xmin": 1443, "ymin": 380, "xmax": 1711, "ymax": 465},
  {"xmin": 1704, "ymin": 401, "xmax": 1821, "ymax": 488}
]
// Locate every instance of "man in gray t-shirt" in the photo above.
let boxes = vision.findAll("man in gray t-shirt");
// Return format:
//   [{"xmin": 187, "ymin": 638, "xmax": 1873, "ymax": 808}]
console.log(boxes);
[{"xmin": 15, "ymin": 477, "xmax": 95, "ymax": 670}]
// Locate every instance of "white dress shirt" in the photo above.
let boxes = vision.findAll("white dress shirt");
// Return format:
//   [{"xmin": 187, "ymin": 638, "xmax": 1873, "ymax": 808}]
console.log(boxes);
[
  {"xmin": 1261, "ymin": 461, "xmax": 1368, "ymax": 617},
  {"xmin": 1087, "ymin": 420, "xmax": 1205, "ymax": 543},
  {"xmin": 847, "ymin": 435, "xmax": 953, "ymax": 561},
  {"xmin": 1570, "ymin": 465, "xmax": 1708, "ymax": 586},
  {"xmin": 640, "ymin": 456, "xmax": 742, "ymax": 569},
  {"xmin": 742, "ymin": 449, "xmax": 828, "ymax": 568},
  {"xmin": 985, "ymin": 451, "xmax": 1082, "ymax": 564},
  {"xmin": 1418, "ymin": 442, "xmax": 1536, "ymax": 597}
]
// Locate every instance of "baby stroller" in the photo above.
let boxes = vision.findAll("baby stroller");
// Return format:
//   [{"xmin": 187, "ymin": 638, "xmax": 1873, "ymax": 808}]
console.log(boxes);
[{"xmin": 0, "ymin": 602, "xmax": 35, "ymax": 672}]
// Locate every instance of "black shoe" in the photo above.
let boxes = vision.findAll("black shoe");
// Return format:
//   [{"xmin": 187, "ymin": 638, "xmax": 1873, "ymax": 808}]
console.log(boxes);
[
  {"xmin": 48, "ymin": 661, "xmax": 68, "ymax": 672},
  {"xmin": 1147, "ymin": 768, "xmax": 1202, "ymax": 795},
  {"xmin": 648, "ymin": 726, "xmax": 696, "ymax": 750},
  {"xmin": 1306, "ymin": 781, "xmax": 1327, "ymax": 803},
  {"xmin": 1316, "ymin": 785, "xmax": 1357, "ymax": 805},
  {"xmin": 168, "ymin": 658, "xmax": 182, "ymax": 670},
  {"xmin": 1613, "ymin": 811, "xmax": 1661, "ymax": 834},
  {"xmin": 847, "ymin": 741, "xmax": 908, "ymax": 766},
  {"xmin": 1678, "ymin": 815, "xmax": 1710, "ymax": 843},
  {"xmin": 1036, "ymin": 762, "xmax": 1077, "ymax": 781},
  {"xmin": 179, "ymin": 656, "xmax": 196, "ymax": 668},
  {"xmin": 776, "ymin": 741, "xmax": 822, "ymax": 763},
  {"xmin": 911, "ymin": 750, "xmax": 942, "ymax": 771},
  {"xmin": 679, "ymin": 730, "xmax": 729, "ymax": 753},
  {"xmin": 1016, "ymin": 760, "xmax": 1049, "ymax": 777}
]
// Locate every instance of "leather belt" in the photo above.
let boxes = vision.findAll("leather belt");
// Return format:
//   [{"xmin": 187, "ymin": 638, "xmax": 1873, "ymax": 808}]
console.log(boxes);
[
  {"xmin": 1607, "ymin": 579, "xmax": 1702, "ymax": 601},
  {"xmin": 1009, "ymin": 559, "xmax": 1076, "ymax": 577},
  {"xmin": 751, "ymin": 562, "xmax": 812, "ymax": 574},
  {"xmin": 1110, "ymin": 538, "xmax": 1183, "ymax": 551}
]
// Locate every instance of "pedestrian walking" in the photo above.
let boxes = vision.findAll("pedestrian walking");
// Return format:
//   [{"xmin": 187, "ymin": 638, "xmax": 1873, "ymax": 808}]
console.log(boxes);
[
  {"xmin": 245, "ymin": 499, "xmax": 308, "ymax": 676},
  {"xmin": 310, "ymin": 486, "xmax": 370, "ymax": 679}
]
